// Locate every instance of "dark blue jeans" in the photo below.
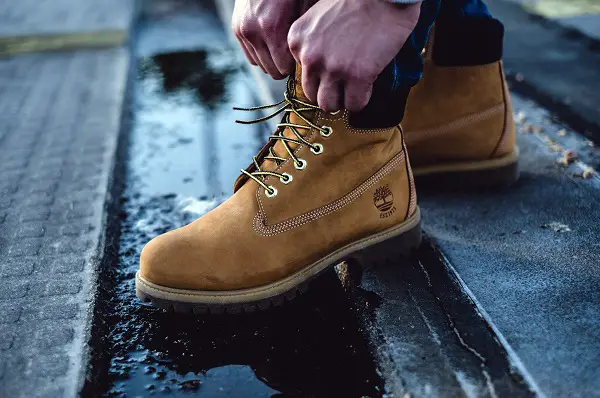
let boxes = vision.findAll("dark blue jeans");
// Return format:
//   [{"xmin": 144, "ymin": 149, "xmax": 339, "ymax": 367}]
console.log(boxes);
[{"xmin": 390, "ymin": 0, "xmax": 492, "ymax": 90}]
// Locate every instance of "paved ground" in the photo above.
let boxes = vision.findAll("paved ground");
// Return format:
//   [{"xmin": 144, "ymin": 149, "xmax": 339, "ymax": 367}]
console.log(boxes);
[
  {"xmin": 420, "ymin": 95, "xmax": 600, "ymax": 397},
  {"xmin": 506, "ymin": 0, "xmax": 600, "ymax": 41},
  {"xmin": 0, "ymin": 1, "xmax": 132, "ymax": 396},
  {"xmin": 488, "ymin": 0, "xmax": 600, "ymax": 145},
  {"xmin": 0, "ymin": 0, "xmax": 136, "ymax": 55}
]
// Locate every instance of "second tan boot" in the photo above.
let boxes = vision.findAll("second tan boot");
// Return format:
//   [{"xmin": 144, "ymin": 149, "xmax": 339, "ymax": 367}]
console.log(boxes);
[
  {"xmin": 402, "ymin": 25, "xmax": 518, "ymax": 188},
  {"xmin": 136, "ymin": 66, "xmax": 421, "ymax": 313}
]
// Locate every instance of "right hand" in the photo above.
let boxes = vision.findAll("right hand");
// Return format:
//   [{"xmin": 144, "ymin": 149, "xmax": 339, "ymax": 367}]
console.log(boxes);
[{"xmin": 232, "ymin": 0, "xmax": 299, "ymax": 79}]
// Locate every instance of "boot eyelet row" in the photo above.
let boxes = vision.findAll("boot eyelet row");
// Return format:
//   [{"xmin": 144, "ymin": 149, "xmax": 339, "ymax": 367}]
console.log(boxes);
[
  {"xmin": 294, "ymin": 158, "xmax": 307, "ymax": 170},
  {"xmin": 320, "ymin": 126, "xmax": 333, "ymax": 137},
  {"xmin": 280, "ymin": 173, "xmax": 293, "ymax": 184},
  {"xmin": 265, "ymin": 186, "xmax": 278, "ymax": 198},
  {"xmin": 310, "ymin": 143, "xmax": 324, "ymax": 155}
]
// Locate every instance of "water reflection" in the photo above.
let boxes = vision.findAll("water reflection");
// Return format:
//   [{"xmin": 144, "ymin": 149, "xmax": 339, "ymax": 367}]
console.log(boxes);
[
  {"xmin": 105, "ymin": 193, "xmax": 383, "ymax": 397},
  {"xmin": 133, "ymin": 49, "xmax": 260, "ymax": 198},
  {"xmin": 140, "ymin": 50, "xmax": 235, "ymax": 110}
]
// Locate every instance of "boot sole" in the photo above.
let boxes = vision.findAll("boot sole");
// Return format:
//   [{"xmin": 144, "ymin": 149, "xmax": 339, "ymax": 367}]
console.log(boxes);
[
  {"xmin": 413, "ymin": 148, "xmax": 519, "ymax": 189},
  {"xmin": 135, "ymin": 207, "xmax": 422, "ymax": 314}
]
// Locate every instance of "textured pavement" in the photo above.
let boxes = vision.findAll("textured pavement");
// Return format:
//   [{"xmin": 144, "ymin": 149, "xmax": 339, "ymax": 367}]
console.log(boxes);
[{"xmin": 0, "ymin": 49, "xmax": 128, "ymax": 397}]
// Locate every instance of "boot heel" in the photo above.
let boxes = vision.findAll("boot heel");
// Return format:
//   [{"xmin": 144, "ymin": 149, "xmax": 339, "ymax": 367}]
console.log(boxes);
[{"xmin": 349, "ymin": 221, "xmax": 422, "ymax": 268}]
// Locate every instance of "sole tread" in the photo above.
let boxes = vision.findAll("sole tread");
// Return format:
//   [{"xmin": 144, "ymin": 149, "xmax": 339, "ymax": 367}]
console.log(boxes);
[{"xmin": 136, "ymin": 216, "xmax": 422, "ymax": 314}]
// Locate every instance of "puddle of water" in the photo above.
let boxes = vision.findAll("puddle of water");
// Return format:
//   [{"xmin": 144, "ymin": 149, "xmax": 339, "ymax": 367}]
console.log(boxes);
[
  {"xmin": 132, "ymin": 48, "xmax": 262, "ymax": 198},
  {"xmin": 105, "ymin": 192, "xmax": 383, "ymax": 397},
  {"xmin": 88, "ymin": 3, "xmax": 385, "ymax": 396}
]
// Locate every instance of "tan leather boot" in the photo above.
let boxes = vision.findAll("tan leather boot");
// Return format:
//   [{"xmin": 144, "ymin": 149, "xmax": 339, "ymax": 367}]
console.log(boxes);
[
  {"xmin": 136, "ymin": 67, "xmax": 421, "ymax": 313},
  {"xmin": 402, "ymin": 48, "xmax": 518, "ymax": 188}
]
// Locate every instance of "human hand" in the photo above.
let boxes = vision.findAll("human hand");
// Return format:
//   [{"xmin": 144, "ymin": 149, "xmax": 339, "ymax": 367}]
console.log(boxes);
[
  {"xmin": 288, "ymin": 0, "xmax": 421, "ymax": 111},
  {"xmin": 232, "ymin": 0, "xmax": 300, "ymax": 79}
]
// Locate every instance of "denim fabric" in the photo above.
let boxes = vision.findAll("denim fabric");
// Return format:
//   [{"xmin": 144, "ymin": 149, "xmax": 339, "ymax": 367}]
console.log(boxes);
[{"xmin": 387, "ymin": 0, "xmax": 491, "ymax": 90}]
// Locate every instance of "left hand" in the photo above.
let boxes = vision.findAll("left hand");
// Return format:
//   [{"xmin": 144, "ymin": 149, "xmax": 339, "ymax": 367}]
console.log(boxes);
[{"xmin": 287, "ymin": 0, "xmax": 421, "ymax": 112}]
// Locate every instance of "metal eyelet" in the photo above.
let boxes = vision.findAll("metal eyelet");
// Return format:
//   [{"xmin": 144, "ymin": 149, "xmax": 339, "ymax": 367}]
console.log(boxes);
[
  {"xmin": 265, "ymin": 186, "xmax": 278, "ymax": 198},
  {"xmin": 280, "ymin": 173, "xmax": 293, "ymax": 184},
  {"xmin": 320, "ymin": 126, "xmax": 333, "ymax": 137},
  {"xmin": 310, "ymin": 143, "xmax": 324, "ymax": 155},
  {"xmin": 294, "ymin": 158, "xmax": 307, "ymax": 170}
]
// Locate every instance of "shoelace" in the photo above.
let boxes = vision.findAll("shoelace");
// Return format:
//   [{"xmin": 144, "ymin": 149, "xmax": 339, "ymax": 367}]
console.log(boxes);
[{"xmin": 234, "ymin": 89, "xmax": 333, "ymax": 197}]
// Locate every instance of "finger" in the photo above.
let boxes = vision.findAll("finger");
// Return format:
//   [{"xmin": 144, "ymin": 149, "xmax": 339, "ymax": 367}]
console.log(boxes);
[
  {"xmin": 301, "ymin": 65, "xmax": 319, "ymax": 103},
  {"xmin": 245, "ymin": 40, "xmax": 270, "ymax": 73},
  {"xmin": 251, "ymin": 41, "xmax": 285, "ymax": 79},
  {"xmin": 317, "ymin": 76, "xmax": 342, "ymax": 112},
  {"xmin": 268, "ymin": 42, "xmax": 295, "ymax": 78},
  {"xmin": 238, "ymin": 37, "xmax": 258, "ymax": 66},
  {"xmin": 344, "ymin": 81, "xmax": 373, "ymax": 112}
]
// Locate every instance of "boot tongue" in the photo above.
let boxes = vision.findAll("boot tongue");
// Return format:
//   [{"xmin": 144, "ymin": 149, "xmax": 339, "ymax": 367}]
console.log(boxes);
[
  {"xmin": 292, "ymin": 64, "xmax": 310, "ymax": 103},
  {"xmin": 260, "ymin": 64, "xmax": 318, "ymax": 173}
]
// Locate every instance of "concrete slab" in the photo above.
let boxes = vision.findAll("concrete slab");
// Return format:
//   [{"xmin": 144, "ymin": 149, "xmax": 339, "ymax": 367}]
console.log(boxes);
[
  {"xmin": 0, "ymin": 48, "xmax": 129, "ymax": 397},
  {"xmin": 0, "ymin": 0, "xmax": 137, "ymax": 55},
  {"xmin": 419, "ymin": 93, "xmax": 600, "ymax": 397}
]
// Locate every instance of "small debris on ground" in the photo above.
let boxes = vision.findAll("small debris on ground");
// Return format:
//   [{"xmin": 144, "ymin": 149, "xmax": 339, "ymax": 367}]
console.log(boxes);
[
  {"xmin": 557, "ymin": 129, "xmax": 567, "ymax": 137},
  {"xmin": 573, "ymin": 166, "xmax": 596, "ymax": 179},
  {"xmin": 515, "ymin": 73, "xmax": 525, "ymax": 82},
  {"xmin": 514, "ymin": 111, "xmax": 527, "ymax": 125},
  {"xmin": 519, "ymin": 122, "xmax": 534, "ymax": 134},
  {"xmin": 543, "ymin": 136, "xmax": 564, "ymax": 152},
  {"xmin": 542, "ymin": 222, "xmax": 572, "ymax": 233},
  {"xmin": 557, "ymin": 150, "xmax": 578, "ymax": 167}
]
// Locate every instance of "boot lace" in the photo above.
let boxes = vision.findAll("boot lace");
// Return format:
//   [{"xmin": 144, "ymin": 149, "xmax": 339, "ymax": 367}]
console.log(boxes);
[{"xmin": 234, "ymin": 89, "xmax": 333, "ymax": 197}]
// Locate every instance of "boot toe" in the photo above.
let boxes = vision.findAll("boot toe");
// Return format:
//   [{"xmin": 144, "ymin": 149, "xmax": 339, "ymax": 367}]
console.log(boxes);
[{"xmin": 139, "ymin": 228, "xmax": 193, "ymax": 289}]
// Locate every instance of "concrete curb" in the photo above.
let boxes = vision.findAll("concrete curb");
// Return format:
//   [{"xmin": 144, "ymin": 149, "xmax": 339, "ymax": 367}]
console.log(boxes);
[
  {"xmin": 502, "ymin": 0, "xmax": 600, "ymax": 45},
  {"xmin": 0, "ymin": 0, "xmax": 140, "ymax": 57},
  {"xmin": 0, "ymin": 31, "xmax": 129, "ymax": 57}
]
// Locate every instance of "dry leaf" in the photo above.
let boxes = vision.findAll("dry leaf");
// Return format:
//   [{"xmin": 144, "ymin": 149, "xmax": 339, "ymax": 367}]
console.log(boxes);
[
  {"xmin": 557, "ymin": 150, "xmax": 578, "ymax": 166},
  {"xmin": 519, "ymin": 123, "xmax": 533, "ymax": 134},
  {"xmin": 542, "ymin": 222, "xmax": 571, "ymax": 233},
  {"xmin": 532, "ymin": 125, "xmax": 543, "ymax": 134}
]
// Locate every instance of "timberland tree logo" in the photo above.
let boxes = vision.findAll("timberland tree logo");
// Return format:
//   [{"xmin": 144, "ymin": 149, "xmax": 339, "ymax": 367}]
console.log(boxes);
[{"xmin": 373, "ymin": 185, "xmax": 396, "ymax": 218}]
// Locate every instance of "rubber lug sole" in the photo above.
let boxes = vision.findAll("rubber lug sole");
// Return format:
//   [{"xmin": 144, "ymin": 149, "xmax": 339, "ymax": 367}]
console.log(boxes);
[
  {"xmin": 413, "ymin": 149, "xmax": 519, "ymax": 190},
  {"xmin": 136, "ymin": 208, "xmax": 422, "ymax": 314}
]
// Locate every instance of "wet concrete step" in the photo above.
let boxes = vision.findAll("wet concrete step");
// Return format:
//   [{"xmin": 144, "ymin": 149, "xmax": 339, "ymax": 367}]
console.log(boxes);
[{"xmin": 0, "ymin": 0, "xmax": 138, "ymax": 55}]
